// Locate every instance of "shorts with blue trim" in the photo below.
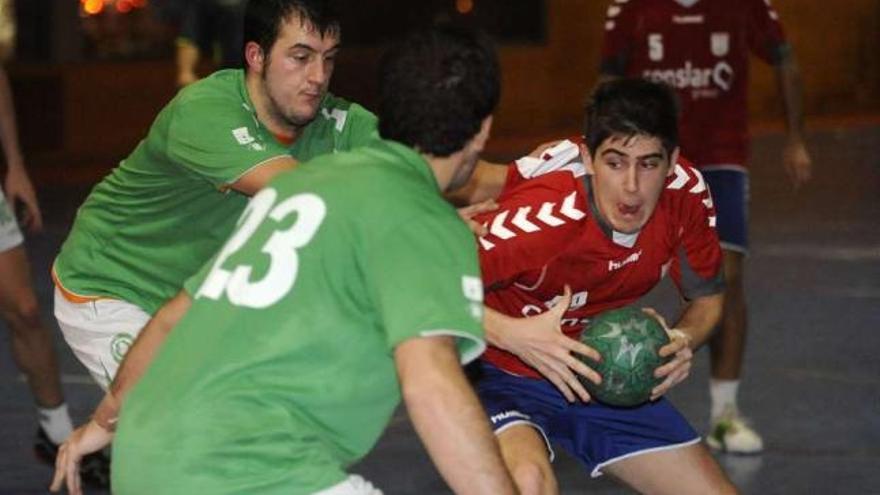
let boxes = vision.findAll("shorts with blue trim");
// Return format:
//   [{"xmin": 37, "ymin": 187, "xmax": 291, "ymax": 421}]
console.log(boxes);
[
  {"xmin": 701, "ymin": 166, "xmax": 749, "ymax": 254},
  {"xmin": 475, "ymin": 361, "xmax": 700, "ymax": 477}
]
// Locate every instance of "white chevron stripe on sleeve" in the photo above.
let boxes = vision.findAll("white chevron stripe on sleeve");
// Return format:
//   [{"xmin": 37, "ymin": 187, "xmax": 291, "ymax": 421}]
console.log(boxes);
[
  {"xmin": 536, "ymin": 202, "xmax": 565, "ymax": 227},
  {"xmin": 689, "ymin": 168, "xmax": 707, "ymax": 194},
  {"xmin": 709, "ymin": 216, "xmax": 717, "ymax": 228},
  {"xmin": 667, "ymin": 163, "xmax": 689, "ymax": 190},
  {"xmin": 489, "ymin": 211, "xmax": 516, "ymax": 239},
  {"xmin": 478, "ymin": 236, "xmax": 495, "ymax": 250},
  {"xmin": 511, "ymin": 206, "xmax": 541, "ymax": 233},
  {"xmin": 559, "ymin": 191, "xmax": 586, "ymax": 220}
]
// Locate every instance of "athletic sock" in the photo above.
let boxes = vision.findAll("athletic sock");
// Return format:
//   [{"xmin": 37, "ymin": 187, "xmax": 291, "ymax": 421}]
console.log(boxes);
[
  {"xmin": 38, "ymin": 403, "xmax": 74, "ymax": 444},
  {"xmin": 709, "ymin": 378, "xmax": 740, "ymax": 420}
]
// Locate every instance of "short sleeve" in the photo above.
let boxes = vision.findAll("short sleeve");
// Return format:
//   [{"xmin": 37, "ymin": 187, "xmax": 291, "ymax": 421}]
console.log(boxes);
[
  {"xmin": 340, "ymin": 103, "xmax": 380, "ymax": 148},
  {"xmin": 746, "ymin": 0, "xmax": 789, "ymax": 65},
  {"xmin": 600, "ymin": 0, "xmax": 639, "ymax": 75},
  {"xmin": 364, "ymin": 210, "xmax": 485, "ymax": 364},
  {"xmin": 167, "ymin": 96, "xmax": 289, "ymax": 188},
  {"xmin": 183, "ymin": 252, "xmax": 214, "ymax": 297},
  {"xmin": 669, "ymin": 167, "xmax": 724, "ymax": 300}
]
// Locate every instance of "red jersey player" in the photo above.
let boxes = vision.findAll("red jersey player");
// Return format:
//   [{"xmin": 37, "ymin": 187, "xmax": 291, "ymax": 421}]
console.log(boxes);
[
  {"xmin": 473, "ymin": 79, "xmax": 738, "ymax": 494},
  {"xmin": 600, "ymin": 0, "xmax": 813, "ymax": 453}
]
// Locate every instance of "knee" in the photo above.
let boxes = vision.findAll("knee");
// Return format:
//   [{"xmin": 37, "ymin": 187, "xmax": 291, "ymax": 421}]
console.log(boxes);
[
  {"xmin": 511, "ymin": 459, "xmax": 555, "ymax": 495},
  {"xmin": 0, "ymin": 293, "xmax": 43, "ymax": 331}
]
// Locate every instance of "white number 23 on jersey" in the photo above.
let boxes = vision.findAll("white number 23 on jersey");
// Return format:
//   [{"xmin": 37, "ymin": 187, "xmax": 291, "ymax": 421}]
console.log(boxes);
[{"xmin": 196, "ymin": 188, "xmax": 326, "ymax": 309}]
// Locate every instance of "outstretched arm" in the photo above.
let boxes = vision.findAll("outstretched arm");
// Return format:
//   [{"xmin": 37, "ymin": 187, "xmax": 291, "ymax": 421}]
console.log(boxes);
[
  {"xmin": 50, "ymin": 291, "xmax": 193, "ymax": 494},
  {"xmin": 776, "ymin": 50, "xmax": 812, "ymax": 189},
  {"xmin": 395, "ymin": 335, "xmax": 518, "ymax": 495}
]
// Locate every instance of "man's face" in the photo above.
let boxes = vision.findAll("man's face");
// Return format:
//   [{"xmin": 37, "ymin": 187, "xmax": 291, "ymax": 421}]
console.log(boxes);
[
  {"xmin": 260, "ymin": 15, "xmax": 340, "ymax": 128},
  {"xmin": 584, "ymin": 134, "xmax": 675, "ymax": 234}
]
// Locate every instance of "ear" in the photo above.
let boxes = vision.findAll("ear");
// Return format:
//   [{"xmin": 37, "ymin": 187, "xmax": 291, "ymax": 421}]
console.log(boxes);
[
  {"xmin": 471, "ymin": 116, "xmax": 494, "ymax": 153},
  {"xmin": 667, "ymin": 147, "xmax": 680, "ymax": 177},
  {"xmin": 579, "ymin": 143, "xmax": 595, "ymax": 175},
  {"xmin": 244, "ymin": 41, "xmax": 265, "ymax": 72}
]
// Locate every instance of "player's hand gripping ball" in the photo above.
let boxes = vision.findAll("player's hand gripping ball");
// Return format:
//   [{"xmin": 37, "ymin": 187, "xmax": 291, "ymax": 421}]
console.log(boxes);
[{"xmin": 577, "ymin": 307, "xmax": 671, "ymax": 407}]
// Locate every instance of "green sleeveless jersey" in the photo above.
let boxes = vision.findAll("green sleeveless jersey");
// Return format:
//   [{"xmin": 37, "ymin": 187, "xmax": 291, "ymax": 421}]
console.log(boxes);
[
  {"xmin": 54, "ymin": 69, "xmax": 378, "ymax": 314},
  {"xmin": 112, "ymin": 140, "xmax": 485, "ymax": 494}
]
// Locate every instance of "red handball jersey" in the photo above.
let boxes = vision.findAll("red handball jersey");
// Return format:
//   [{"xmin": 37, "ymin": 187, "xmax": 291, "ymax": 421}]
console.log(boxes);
[
  {"xmin": 477, "ymin": 144, "xmax": 724, "ymax": 378},
  {"xmin": 600, "ymin": 0, "xmax": 788, "ymax": 167}
]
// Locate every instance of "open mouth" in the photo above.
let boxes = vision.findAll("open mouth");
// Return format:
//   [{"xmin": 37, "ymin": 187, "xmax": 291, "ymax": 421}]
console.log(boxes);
[{"xmin": 617, "ymin": 203, "xmax": 641, "ymax": 217}]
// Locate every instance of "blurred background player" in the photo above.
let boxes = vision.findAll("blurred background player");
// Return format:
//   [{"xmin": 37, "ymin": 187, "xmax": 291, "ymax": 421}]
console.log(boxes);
[
  {"xmin": 0, "ymin": 0, "xmax": 109, "ymax": 488},
  {"xmin": 175, "ymin": 0, "xmax": 247, "ymax": 86},
  {"xmin": 52, "ymin": 25, "xmax": 517, "ymax": 495},
  {"xmin": 600, "ymin": 0, "xmax": 813, "ymax": 454},
  {"xmin": 473, "ymin": 79, "xmax": 737, "ymax": 494}
]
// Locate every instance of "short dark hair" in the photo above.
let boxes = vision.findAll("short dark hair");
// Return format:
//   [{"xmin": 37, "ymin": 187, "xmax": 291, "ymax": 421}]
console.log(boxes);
[
  {"xmin": 242, "ymin": 0, "xmax": 341, "ymax": 67},
  {"xmin": 584, "ymin": 78, "xmax": 680, "ymax": 158},
  {"xmin": 378, "ymin": 26, "xmax": 500, "ymax": 157}
]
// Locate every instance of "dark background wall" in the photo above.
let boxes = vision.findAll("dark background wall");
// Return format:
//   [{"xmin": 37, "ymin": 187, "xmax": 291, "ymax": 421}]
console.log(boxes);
[{"xmin": 8, "ymin": 0, "xmax": 880, "ymax": 177}]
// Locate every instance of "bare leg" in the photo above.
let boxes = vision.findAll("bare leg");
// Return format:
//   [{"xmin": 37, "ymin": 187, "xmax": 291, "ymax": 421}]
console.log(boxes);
[
  {"xmin": 497, "ymin": 424, "xmax": 559, "ymax": 495},
  {"xmin": 710, "ymin": 250, "xmax": 747, "ymax": 379},
  {"xmin": 0, "ymin": 246, "xmax": 64, "ymax": 408},
  {"xmin": 604, "ymin": 442, "xmax": 738, "ymax": 495}
]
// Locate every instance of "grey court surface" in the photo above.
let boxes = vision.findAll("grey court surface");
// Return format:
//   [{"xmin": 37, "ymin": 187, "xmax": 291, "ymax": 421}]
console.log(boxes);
[{"xmin": 1, "ymin": 125, "xmax": 878, "ymax": 494}]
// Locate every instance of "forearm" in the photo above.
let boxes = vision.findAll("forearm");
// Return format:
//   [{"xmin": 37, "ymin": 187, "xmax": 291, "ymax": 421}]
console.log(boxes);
[
  {"xmin": 94, "ymin": 290, "xmax": 192, "ymax": 424},
  {"xmin": 446, "ymin": 159, "xmax": 507, "ymax": 206},
  {"xmin": 776, "ymin": 53, "xmax": 806, "ymax": 141},
  {"xmin": 396, "ymin": 336, "xmax": 516, "ymax": 495},
  {"xmin": 673, "ymin": 293, "xmax": 723, "ymax": 349},
  {"xmin": 483, "ymin": 305, "xmax": 515, "ymax": 350}
]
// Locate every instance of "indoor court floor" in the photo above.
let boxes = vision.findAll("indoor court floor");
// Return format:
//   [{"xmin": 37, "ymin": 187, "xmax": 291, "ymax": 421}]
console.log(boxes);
[{"xmin": 1, "ymin": 124, "xmax": 878, "ymax": 494}]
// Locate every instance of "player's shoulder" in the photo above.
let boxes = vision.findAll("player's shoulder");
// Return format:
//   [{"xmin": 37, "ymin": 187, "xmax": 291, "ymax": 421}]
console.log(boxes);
[
  {"xmin": 658, "ymin": 157, "xmax": 715, "ymax": 227},
  {"xmin": 606, "ymin": 0, "xmax": 656, "ymax": 19},
  {"xmin": 318, "ymin": 93, "xmax": 378, "ymax": 127},
  {"xmin": 663, "ymin": 156, "xmax": 708, "ymax": 196},
  {"xmin": 174, "ymin": 69, "xmax": 243, "ymax": 106},
  {"xmin": 508, "ymin": 137, "xmax": 586, "ymax": 186}
]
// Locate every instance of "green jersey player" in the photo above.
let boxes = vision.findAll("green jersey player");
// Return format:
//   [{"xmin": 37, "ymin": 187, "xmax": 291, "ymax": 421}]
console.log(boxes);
[
  {"xmin": 52, "ymin": 26, "xmax": 517, "ymax": 495},
  {"xmin": 52, "ymin": 0, "xmax": 377, "ymax": 388}
]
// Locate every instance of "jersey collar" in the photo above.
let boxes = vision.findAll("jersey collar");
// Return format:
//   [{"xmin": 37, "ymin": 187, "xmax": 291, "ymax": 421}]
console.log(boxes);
[{"xmin": 581, "ymin": 175, "xmax": 641, "ymax": 248}]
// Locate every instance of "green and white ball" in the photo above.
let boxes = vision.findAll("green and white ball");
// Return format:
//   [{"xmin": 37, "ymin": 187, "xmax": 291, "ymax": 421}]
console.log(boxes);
[{"xmin": 578, "ymin": 307, "xmax": 671, "ymax": 407}]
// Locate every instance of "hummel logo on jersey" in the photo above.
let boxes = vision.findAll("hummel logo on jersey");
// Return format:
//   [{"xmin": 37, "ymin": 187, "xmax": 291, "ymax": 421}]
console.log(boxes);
[
  {"xmin": 490, "ymin": 410, "xmax": 529, "ymax": 425},
  {"xmin": 232, "ymin": 127, "xmax": 255, "ymax": 145},
  {"xmin": 321, "ymin": 108, "xmax": 348, "ymax": 132},
  {"xmin": 672, "ymin": 14, "xmax": 704, "ymax": 24},
  {"xmin": 609, "ymin": 250, "xmax": 642, "ymax": 271},
  {"xmin": 479, "ymin": 192, "xmax": 586, "ymax": 251}
]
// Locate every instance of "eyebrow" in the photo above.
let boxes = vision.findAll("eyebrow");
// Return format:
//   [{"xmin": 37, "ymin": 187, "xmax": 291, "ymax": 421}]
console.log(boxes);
[
  {"xmin": 636, "ymin": 153, "xmax": 665, "ymax": 161},
  {"xmin": 288, "ymin": 42, "xmax": 341, "ymax": 53},
  {"xmin": 599, "ymin": 149, "xmax": 665, "ymax": 161}
]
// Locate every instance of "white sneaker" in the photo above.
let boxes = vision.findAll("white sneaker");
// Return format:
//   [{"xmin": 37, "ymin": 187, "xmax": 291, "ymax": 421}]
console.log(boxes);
[{"xmin": 707, "ymin": 408, "xmax": 764, "ymax": 454}]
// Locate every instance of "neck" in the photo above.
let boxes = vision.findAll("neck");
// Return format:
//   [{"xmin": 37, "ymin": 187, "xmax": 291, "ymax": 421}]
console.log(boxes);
[
  {"xmin": 245, "ymin": 71, "xmax": 302, "ymax": 143},
  {"xmin": 423, "ymin": 151, "xmax": 464, "ymax": 192}
]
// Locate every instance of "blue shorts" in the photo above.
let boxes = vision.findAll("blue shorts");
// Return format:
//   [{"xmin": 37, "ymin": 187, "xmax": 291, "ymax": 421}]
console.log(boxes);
[
  {"xmin": 701, "ymin": 166, "xmax": 749, "ymax": 254},
  {"xmin": 475, "ymin": 362, "xmax": 700, "ymax": 477}
]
